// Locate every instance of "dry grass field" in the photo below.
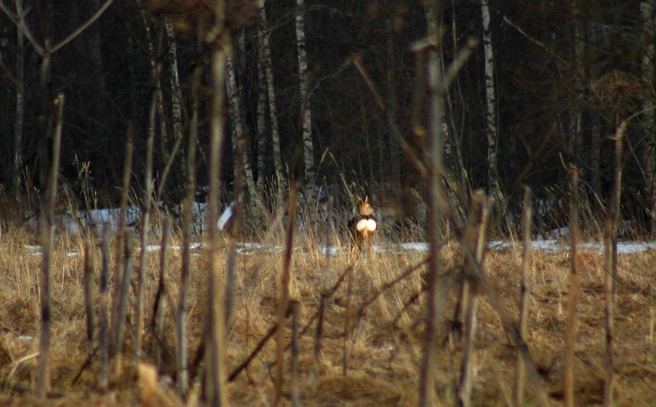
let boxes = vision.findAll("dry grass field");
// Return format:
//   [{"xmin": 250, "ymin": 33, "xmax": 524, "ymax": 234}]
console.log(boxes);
[{"xmin": 1, "ymin": 226, "xmax": 656, "ymax": 406}]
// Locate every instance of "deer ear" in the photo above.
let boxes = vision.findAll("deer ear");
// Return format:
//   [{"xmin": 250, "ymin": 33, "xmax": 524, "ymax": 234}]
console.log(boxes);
[{"xmin": 363, "ymin": 196, "xmax": 369, "ymax": 204}]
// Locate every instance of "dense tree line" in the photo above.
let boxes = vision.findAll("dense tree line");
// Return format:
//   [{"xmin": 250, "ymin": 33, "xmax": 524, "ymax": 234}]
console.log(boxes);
[{"xmin": 0, "ymin": 0, "xmax": 654, "ymax": 233}]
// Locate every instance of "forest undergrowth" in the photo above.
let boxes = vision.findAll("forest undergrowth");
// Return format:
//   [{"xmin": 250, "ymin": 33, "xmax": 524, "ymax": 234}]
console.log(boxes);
[{"xmin": 1, "ymin": 224, "xmax": 655, "ymax": 406}]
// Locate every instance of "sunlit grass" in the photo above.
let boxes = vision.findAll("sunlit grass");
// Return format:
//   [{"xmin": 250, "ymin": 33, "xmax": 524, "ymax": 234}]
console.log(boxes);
[{"xmin": 1, "ymin": 223, "xmax": 655, "ymax": 405}]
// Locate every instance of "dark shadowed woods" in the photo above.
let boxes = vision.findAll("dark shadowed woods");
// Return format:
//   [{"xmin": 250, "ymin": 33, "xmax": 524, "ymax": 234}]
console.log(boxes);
[{"xmin": 0, "ymin": 1, "xmax": 654, "ymax": 235}]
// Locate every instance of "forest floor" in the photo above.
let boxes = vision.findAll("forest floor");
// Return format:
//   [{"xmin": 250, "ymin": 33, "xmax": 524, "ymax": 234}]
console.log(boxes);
[{"xmin": 1, "ymin": 230, "xmax": 656, "ymax": 406}]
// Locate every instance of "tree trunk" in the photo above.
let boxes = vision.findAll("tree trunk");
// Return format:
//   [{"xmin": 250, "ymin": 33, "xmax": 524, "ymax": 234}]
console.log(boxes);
[
  {"xmin": 419, "ymin": 6, "xmax": 445, "ymax": 407},
  {"xmin": 481, "ymin": 0, "xmax": 498, "ymax": 195},
  {"xmin": 642, "ymin": 1, "xmax": 656, "ymax": 234},
  {"xmin": 256, "ymin": 27, "xmax": 267, "ymax": 188},
  {"xmin": 166, "ymin": 19, "xmax": 185, "ymax": 192},
  {"xmin": 591, "ymin": 111, "xmax": 602, "ymax": 204},
  {"xmin": 295, "ymin": 0, "xmax": 314, "ymax": 188},
  {"xmin": 258, "ymin": 0, "xmax": 282, "ymax": 178},
  {"xmin": 385, "ymin": 17, "xmax": 400, "ymax": 185},
  {"xmin": 13, "ymin": 0, "xmax": 24, "ymax": 200},
  {"xmin": 226, "ymin": 52, "xmax": 257, "ymax": 198},
  {"xmin": 139, "ymin": 7, "xmax": 167, "ymax": 177}
]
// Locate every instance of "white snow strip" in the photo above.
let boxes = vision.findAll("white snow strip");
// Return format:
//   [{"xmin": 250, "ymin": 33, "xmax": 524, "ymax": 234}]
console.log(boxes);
[{"xmin": 23, "ymin": 240, "xmax": 656, "ymax": 257}]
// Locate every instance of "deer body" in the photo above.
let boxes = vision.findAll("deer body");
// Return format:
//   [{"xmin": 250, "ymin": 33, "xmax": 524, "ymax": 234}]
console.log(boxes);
[{"xmin": 348, "ymin": 196, "xmax": 377, "ymax": 252}]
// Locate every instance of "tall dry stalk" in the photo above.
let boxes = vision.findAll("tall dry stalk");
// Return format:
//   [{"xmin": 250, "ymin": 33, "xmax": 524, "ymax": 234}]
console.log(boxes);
[
  {"xmin": 419, "ymin": 3, "xmax": 445, "ymax": 404},
  {"xmin": 342, "ymin": 266, "xmax": 353, "ymax": 376},
  {"xmin": 152, "ymin": 217, "xmax": 171, "ymax": 366},
  {"xmin": 275, "ymin": 152, "xmax": 300, "ymax": 405},
  {"xmin": 135, "ymin": 61, "xmax": 159, "ymax": 362},
  {"xmin": 225, "ymin": 128, "xmax": 248, "ymax": 325},
  {"xmin": 603, "ymin": 121, "xmax": 626, "ymax": 407},
  {"xmin": 205, "ymin": 1, "xmax": 230, "ymax": 402},
  {"xmin": 112, "ymin": 125, "xmax": 133, "ymax": 318},
  {"xmin": 564, "ymin": 166, "xmax": 580, "ymax": 407},
  {"xmin": 457, "ymin": 191, "xmax": 490, "ymax": 407},
  {"xmin": 513, "ymin": 186, "xmax": 532, "ymax": 407},
  {"xmin": 98, "ymin": 222, "xmax": 112, "ymax": 391},
  {"xmin": 36, "ymin": 93, "xmax": 63, "ymax": 397},
  {"xmin": 83, "ymin": 239, "xmax": 95, "ymax": 359},
  {"xmin": 290, "ymin": 300, "xmax": 301, "ymax": 407},
  {"xmin": 177, "ymin": 55, "xmax": 203, "ymax": 399},
  {"xmin": 111, "ymin": 228, "xmax": 134, "ymax": 360}
]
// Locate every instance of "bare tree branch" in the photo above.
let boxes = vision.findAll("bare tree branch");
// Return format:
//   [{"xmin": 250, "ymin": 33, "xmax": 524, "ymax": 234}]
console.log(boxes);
[
  {"xmin": 0, "ymin": 1, "xmax": 44, "ymax": 55},
  {"xmin": 0, "ymin": 0, "xmax": 113, "ymax": 55},
  {"xmin": 50, "ymin": 0, "xmax": 113, "ymax": 53}
]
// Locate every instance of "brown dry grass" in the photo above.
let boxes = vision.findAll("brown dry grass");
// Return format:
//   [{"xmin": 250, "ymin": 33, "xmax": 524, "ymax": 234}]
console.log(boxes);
[{"xmin": 1, "ymin": 228, "xmax": 656, "ymax": 406}]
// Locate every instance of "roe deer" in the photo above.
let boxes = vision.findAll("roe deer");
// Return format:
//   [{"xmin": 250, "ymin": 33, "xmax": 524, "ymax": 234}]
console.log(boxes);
[{"xmin": 348, "ymin": 196, "xmax": 377, "ymax": 253}]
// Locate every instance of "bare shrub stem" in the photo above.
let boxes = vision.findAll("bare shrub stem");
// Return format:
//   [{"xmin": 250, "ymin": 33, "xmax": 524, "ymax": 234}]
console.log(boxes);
[
  {"xmin": 603, "ymin": 121, "xmax": 626, "ymax": 407},
  {"xmin": 205, "ymin": 7, "xmax": 230, "ymax": 402},
  {"xmin": 98, "ymin": 222, "xmax": 111, "ymax": 390},
  {"xmin": 152, "ymin": 217, "xmax": 171, "ymax": 366},
  {"xmin": 36, "ymin": 93, "xmax": 63, "ymax": 397},
  {"xmin": 513, "ymin": 187, "xmax": 532, "ymax": 406},
  {"xmin": 83, "ymin": 239, "xmax": 95, "ymax": 359},
  {"xmin": 564, "ymin": 166, "xmax": 580, "ymax": 407},
  {"xmin": 457, "ymin": 191, "xmax": 490, "ymax": 407}
]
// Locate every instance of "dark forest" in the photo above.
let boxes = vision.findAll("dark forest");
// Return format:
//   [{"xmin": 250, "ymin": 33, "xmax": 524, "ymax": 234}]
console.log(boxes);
[{"xmin": 0, "ymin": 0, "xmax": 654, "ymax": 236}]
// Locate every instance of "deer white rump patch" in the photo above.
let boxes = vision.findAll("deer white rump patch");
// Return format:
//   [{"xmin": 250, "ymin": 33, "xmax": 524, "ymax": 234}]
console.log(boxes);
[{"xmin": 357, "ymin": 219, "xmax": 377, "ymax": 233}]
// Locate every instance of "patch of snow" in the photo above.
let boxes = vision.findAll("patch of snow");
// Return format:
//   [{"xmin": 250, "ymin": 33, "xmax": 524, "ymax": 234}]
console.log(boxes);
[{"xmin": 319, "ymin": 246, "xmax": 340, "ymax": 255}]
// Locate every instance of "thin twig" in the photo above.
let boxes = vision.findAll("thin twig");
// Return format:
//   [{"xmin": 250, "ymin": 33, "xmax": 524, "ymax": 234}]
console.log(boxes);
[
  {"xmin": 83, "ymin": 239, "xmax": 95, "ymax": 360},
  {"xmin": 228, "ymin": 305, "xmax": 293, "ymax": 382},
  {"xmin": 49, "ymin": 0, "xmax": 114, "ymax": 53},
  {"xmin": 98, "ymin": 222, "xmax": 111, "ymax": 391},
  {"xmin": 464, "ymin": 250, "xmax": 549, "ymax": 407}
]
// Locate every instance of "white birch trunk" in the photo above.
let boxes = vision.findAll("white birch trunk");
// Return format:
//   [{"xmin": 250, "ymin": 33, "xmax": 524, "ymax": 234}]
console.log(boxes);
[
  {"xmin": 481, "ymin": 0, "xmax": 498, "ymax": 194},
  {"xmin": 642, "ymin": 1, "xmax": 656, "ymax": 231},
  {"xmin": 166, "ymin": 20, "xmax": 183, "ymax": 157},
  {"xmin": 256, "ymin": 32, "xmax": 267, "ymax": 188},
  {"xmin": 295, "ymin": 0, "xmax": 314, "ymax": 187},
  {"xmin": 258, "ymin": 0, "xmax": 282, "ymax": 178},
  {"xmin": 226, "ymin": 54, "xmax": 257, "ymax": 197}
]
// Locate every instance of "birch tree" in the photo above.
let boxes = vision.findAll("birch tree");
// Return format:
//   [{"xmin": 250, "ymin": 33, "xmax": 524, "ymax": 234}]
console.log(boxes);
[
  {"xmin": 481, "ymin": 0, "xmax": 498, "ymax": 195},
  {"xmin": 226, "ymin": 51, "xmax": 257, "ymax": 197},
  {"xmin": 166, "ymin": 19, "xmax": 183, "ymax": 166},
  {"xmin": 258, "ymin": 0, "xmax": 282, "ymax": 179},
  {"xmin": 295, "ymin": 0, "xmax": 314, "ymax": 188},
  {"xmin": 256, "ymin": 27, "xmax": 267, "ymax": 188}
]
